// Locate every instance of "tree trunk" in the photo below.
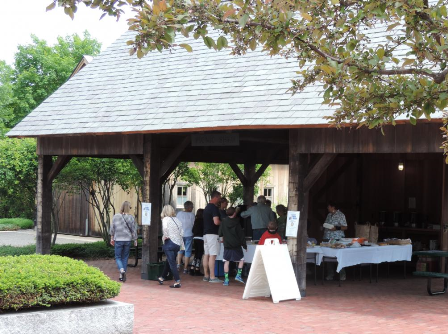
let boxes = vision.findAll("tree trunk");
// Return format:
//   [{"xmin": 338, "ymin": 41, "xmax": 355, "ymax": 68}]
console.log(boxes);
[{"xmin": 36, "ymin": 155, "xmax": 53, "ymax": 255}]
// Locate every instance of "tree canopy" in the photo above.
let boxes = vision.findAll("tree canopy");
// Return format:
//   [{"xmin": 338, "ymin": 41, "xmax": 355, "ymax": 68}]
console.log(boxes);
[
  {"xmin": 50, "ymin": 0, "xmax": 448, "ymax": 150},
  {"xmin": 0, "ymin": 32, "xmax": 101, "ymax": 132}
]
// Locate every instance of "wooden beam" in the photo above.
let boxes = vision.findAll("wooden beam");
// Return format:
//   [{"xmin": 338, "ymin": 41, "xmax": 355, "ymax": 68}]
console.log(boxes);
[
  {"xmin": 130, "ymin": 155, "xmax": 144, "ymax": 178},
  {"xmin": 159, "ymin": 136, "xmax": 190, "ymax": 180},
  {"xmin": 243, "ymin": 163, "xmax": 256, "ymax": 205},
  {"xmin": 37, "ymin": 134, "xmax": 144, "ymax": 156},
  {"xmin": 441, "ymin": 160, "xmax": 448, "ymax": 252},
  {"xmin": 141, "ymin": 135, "xmax": 162, "ymax": 279},
  {"xmin": 47, "ymin": 155, "xmax": 72, "ymax": 184},
  {"xmin": 229, "ymin": 163, "xmax": 247, "ymax": 186},
  {"xmin": 251, "ymin": 163, "xmax": 270, "ymax": 185},
  {"xmin": 240, "ymin": 135, "xmax": 289, "ymax": 145},
  {"xmin": 36, "ymin": 155, "xmax": 53, "ymax": 255},
  {"xmin": 303, "ymin": 153, "xmax": 337, "ymax": 192},
  {"xmin": 288, "ymin": 129, "xmax": 308, "ymax": 296},
  {"xmin": 160, "ymin": 159, "xmax": 179, "ymax": 185},
  {"xmin": 312, "ymin": 156, "xmax": 355, "ymax": 201}
]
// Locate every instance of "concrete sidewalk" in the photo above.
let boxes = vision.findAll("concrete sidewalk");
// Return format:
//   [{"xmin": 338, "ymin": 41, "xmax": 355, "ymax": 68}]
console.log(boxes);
[{"xmin": 0, "ymin": 229, "xmax": 101, "ymax": 247}]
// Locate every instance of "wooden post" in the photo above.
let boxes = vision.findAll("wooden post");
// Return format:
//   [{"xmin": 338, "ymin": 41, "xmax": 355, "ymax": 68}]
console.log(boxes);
[
  {"xmin": 441, "ymin": 160, "xmax": 448, "ymax": 252},
  {"xmin": 141, "ymin": 135, "xmax": 161, "ymax": 279},
  {"xmin": 288, "ymin": 129, "xmax": 308, "ymax": 296},
  {"xmin": 243, "ymin": 163, "xmax": 256, "ymax": 205},
  {"xmin": 36, "ymin": 155, "xmax": 53, "ymax": 254}
]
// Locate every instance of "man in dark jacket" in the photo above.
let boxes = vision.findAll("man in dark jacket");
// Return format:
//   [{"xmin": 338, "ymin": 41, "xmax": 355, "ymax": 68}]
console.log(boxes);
[{"xmin": 218, "ymin": 207, "xmax": 247, "ymax": 286}]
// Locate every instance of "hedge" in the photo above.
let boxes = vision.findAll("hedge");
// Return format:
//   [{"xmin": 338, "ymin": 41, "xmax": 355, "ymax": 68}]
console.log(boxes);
[
  {"xmin": 0, "ymin": 218, "xmax": 33, "ymax": 230},
  {"xmin": 0, "ymin": 242, "xmax": 115, "ymax": 259},
  {"xmin": 0, "ymin": 254, "xmax": 120, "ymax": 311}
]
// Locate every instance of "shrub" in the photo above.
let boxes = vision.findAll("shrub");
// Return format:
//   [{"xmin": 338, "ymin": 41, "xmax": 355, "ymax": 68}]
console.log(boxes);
[
  {"xmin": 0, "ymin": 242, "xmax": 115, "ymax": 259},
  {"xmin": 0, "ymin": 218, "xmax": 34, "ymax": 230},
  {"xmin": 0, "ymin": 224, "xmax": 20, "ymax": 231},
  {"xmin": 51, "ymin": 241, "xmax": 115, "ymax": 259},
  {"xmin": 0, "ymin": 245, "xmax": 35, "ymax": 256},
  {"xmin": 0, "ymin": 254, "xmax": 120, "ymax": 311}
]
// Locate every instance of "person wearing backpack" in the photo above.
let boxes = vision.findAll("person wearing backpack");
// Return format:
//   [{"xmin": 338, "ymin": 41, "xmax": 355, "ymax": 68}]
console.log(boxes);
[{"xmin": 110, "ymin": 201, "xmax": 138, "ymax": 283}]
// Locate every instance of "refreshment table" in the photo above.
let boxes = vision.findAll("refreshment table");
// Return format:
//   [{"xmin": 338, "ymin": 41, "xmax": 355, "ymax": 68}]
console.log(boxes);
[
  {"xmin": 320, "ymin": 244, "xmax": 412, "ymax": 272},
  {"xmin": 216, "ymin": 243, "xmax": 324, "ymax": 264}
]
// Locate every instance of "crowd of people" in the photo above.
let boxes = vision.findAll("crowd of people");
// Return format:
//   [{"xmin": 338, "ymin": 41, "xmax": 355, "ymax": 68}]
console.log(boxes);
[
  {"xmin": 109, "ymin": 196, "xmax": 348, "ymax": 286},
  {"xmin": 156, "ymin": 191, "xmax": 287, "ymax": 288}
]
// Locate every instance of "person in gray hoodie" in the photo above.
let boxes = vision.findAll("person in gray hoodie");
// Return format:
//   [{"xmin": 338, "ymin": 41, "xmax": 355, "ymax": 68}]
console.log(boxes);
[{"xmin": 218, "ymin": 207, "xmax": 247, "ymax": 286}]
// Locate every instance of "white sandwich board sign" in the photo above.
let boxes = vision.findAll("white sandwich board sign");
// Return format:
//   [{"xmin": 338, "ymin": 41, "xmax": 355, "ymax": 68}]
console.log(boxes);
[{"xmin": 242, "ymin": 239, "xmax": 301, "ymax": 304}]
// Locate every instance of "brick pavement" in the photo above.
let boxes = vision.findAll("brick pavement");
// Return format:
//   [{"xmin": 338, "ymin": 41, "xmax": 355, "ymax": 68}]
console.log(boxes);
[{"xmin": 87, "ymin": 259, "xmax": 448, "ymax": 334}]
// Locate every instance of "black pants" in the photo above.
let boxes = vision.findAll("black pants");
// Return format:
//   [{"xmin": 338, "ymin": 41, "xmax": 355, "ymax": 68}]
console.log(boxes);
[{"xmin": 194, "ymin": 239, "xmax": 204, "ymax": 262}]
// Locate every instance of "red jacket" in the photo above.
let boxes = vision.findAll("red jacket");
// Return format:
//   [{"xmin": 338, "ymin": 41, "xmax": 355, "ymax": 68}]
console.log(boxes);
[{"xmin": 258, "ymin": 231, "xmax": 282, "ymax": 245}]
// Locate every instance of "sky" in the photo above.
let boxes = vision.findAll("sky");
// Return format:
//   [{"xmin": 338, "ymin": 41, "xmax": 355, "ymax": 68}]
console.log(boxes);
[{"xmin": 0, "ymin": 0, "xmax": 132, "ymax": 65}]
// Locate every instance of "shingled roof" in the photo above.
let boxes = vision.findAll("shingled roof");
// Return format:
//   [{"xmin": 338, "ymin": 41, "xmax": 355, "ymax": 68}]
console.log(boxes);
[{"xmin": 7, "ymin": 29, "xmax": 442, "ymax": 138}]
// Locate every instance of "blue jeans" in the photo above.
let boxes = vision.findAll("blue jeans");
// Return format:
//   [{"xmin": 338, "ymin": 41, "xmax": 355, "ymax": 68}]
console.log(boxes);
[
  {"xmin": 253, "ymin": 228, "xmax": 267, "ymax": 241},
  {"xmin": 178, "ymin": 236, "xmax": 194, "ymax": 257},
  {"xmin": 162, "ymin": 239, "xmax": 181, "ymax": 282},
  {"xmin": 114, "ymin": 240, "xmax": 131, "ymax": 272}
]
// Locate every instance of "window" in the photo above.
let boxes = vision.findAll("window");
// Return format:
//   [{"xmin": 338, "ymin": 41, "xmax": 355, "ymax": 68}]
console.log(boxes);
[
  {"xmin": 176, "ymin": 186, "xmax": 188, "ymax": 208},
  {"xmin": 263, "ymin": 187, "xmax": 273, "ymax": 203}
]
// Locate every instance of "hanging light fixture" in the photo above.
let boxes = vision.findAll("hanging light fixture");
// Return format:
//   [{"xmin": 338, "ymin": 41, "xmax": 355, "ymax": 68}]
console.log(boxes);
[{"xmin": 398, "ymin": 161, "xmax": 404, "ymax": 171}]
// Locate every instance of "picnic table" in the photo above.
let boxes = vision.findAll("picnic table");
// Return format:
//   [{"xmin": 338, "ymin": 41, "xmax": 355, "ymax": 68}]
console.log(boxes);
[{"xmin": 413, "ymin": 250, "xmax": 448, "ymax": 296}]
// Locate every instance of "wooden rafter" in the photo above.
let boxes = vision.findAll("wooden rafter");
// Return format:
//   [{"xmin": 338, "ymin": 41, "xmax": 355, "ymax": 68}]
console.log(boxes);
[
  {"xmin": 229, "ymin": 162, "xmax": 247, "ymax": 186},
  {"xmin": 130, "ymin": 155, "xmax": 144, "ymax": 178},
  {"xmin": 47, "ymin": 155, "xmax": 72, "ymax": 184},
  {"xmin": 303, "ymin": 153, "xmax": 337, "ymax": 192},
  {"xmin": 159, "ymin": 136, "xmax": 190, "ymax": 180},
  {"xmin": 251, "ymin": 163, "xmax": 270, "ymax": 185}
]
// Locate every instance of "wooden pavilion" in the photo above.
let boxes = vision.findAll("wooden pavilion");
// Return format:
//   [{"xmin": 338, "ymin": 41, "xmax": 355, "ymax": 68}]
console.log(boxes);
[{"xmin": 7, "ymin": 30, "xmax": 446, "ymax": 295}]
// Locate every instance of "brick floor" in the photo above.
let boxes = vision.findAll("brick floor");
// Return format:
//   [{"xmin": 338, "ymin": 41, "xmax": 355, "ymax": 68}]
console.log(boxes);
[{"xmin": 86, "ymin": 259, "xmax": 448, "ymax": 334}]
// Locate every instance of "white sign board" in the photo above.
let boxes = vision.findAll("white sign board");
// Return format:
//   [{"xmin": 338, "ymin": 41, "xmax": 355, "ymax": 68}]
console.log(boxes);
[
  {"xmin": 142, "ymin": 202, "xmax": 151, "ymax": 226},
  {"xmin": 242, "ymin": 239, "xmax": 301, "ymax": 304},
  {"xmin": 285, "ymin": 211, "xmax": 300, "ymax": 237}
]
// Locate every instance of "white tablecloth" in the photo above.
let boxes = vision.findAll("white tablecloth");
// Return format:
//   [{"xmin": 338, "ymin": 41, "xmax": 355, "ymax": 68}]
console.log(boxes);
[
  {"xmin": 306, "ymin": 247, "xmax": 324, "ymax": 265},
  {"xmin": 216, "ymin": 244, "xmax": 324, "ymax": 264},
  {"xmin": 320, "ymin": 245, "xmax": 412, "ymax": 272}
]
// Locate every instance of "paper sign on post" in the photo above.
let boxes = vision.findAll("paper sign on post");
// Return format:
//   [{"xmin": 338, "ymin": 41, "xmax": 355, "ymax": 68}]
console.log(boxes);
[
  {"xmin": 285, "ymin": 211, "xmax": 300, "ymax": 237},
  {"xmin": 142, "ymin": 203, "xmax": 151, "ymax": 226}
]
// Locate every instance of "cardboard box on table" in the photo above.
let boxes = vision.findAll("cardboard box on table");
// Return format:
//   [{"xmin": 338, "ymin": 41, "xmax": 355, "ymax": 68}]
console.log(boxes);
[{"xmin": 242, "ymin": 239, "xmax": 301, "ymax": 304}]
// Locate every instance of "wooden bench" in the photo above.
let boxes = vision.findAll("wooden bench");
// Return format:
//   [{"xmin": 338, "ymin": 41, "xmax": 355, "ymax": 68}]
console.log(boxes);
[{"xmin": 413, "ymin": 271, "xmax": 448, "ymax": 296}]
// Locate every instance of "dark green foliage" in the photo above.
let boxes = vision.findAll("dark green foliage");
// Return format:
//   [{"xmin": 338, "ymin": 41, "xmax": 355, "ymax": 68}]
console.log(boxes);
[
  {"xmin": 0, "ymin": 242, "xmax": 114, "ymax": 259},
  {"xmin": 0, "ymin": 254, "xmax": 120, "ymax": 311},
  {"xmin": 0, "ymin": 138, "xmax": 37, "ymax": 219},
  {"xmin": 0, "ymin": 245, "xmax": 35, "ymax": 256},
  {"xmin": 0, "ymin": 218, "xmax": 34, "ymax": 230},
  {"xmin": 51, "ymin": 241, "xmax": 115, "ymax": 259}
]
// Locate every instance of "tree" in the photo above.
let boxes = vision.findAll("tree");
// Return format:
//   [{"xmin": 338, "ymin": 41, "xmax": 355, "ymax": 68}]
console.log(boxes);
[
  {"xmin": 3, "ymin": 32, "xmax": 101, "ymax": 130},
  {"xmin": 56, "ymin": 158, "xmax": 141, "ymax": 244},
  {"xmin": 183, "ymin": 162, "xmax": 270, "ymax": 204},
  {"xmin": 0, "ymin": 138, "xmax": 37, "ymax": 219},
  {"xmin": 162, "ymin": 162, "xmax": 190, "ymax": 206},
  {"xmin": 0, "ymin": 61, "xmax": 14, "ymax": 136},
  {"xmin": 51, "ymin": 0, "xmax": 448, "ymax": 151}
]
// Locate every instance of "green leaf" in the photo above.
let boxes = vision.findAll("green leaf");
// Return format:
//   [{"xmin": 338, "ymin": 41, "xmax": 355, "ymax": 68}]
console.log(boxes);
[
  {"xmin": 179, "ymin": 43, "xmax": 192, "ymax": 52},
  {"xmin": 203, "ymin": 36, "xmax": 215, "ymax": 49},
  {"xmin": 217, "ymin": 36, "xmax": 228, "ymax": 50},
  {"xmin": 301, "ymin": 12, "xmax": 313, "ymax": 21},
  {"xmin": 137, "ymin": 49, "xmax": 144, "ymax": 59},
  {"xmin": 46, "ymin": 2, "xmax": 56, "ymax": 11},
  {"xmin": 376, "ymin": 48, "xmax": 385, "ymax": 59},
  {"xmin": 402, "ymin": 58, "xmax": 415, "ymax": 67},
  {"xmin": 331, "ymin": 0, "xmax": 339, "ymax": 4},
  {"xmin": 249, "ymin": 39, "xmax": 257, "ymax": 51},
  {"xmin": 347, "ymin": 40, "xmax": 357, "ymax": 51},
  {"xmin": 239, "ymin": 14, "xmax": 250, "ymax": 27}
]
